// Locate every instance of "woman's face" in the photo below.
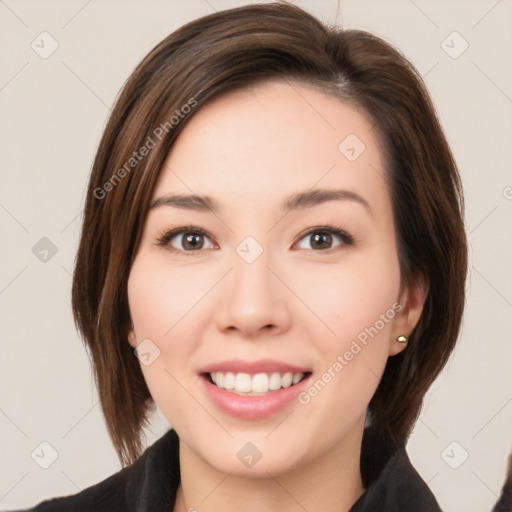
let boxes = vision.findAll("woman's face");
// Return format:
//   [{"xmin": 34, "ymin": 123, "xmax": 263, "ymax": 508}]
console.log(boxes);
[{"xmin": 127, "ymin": 79, "xmax": 423, "ymax": 477}]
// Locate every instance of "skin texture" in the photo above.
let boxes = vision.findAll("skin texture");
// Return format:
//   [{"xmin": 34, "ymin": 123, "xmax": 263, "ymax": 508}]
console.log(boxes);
[{"xmin": 127, "ymin": 79, "xmax": 427, "ymax": 512}]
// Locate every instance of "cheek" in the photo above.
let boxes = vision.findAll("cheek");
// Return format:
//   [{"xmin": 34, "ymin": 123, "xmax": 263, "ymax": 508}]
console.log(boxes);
[
  {"xmin": 127, "ymin": 252, "xmax": 216, "ymax": 344},
  {"xmin": 127, "ymin": 254, "xmax": 211, "ymax": 428},
  {"xmin": 127, "ymin": 253, "xmax": 207, "ymax": 381},
  {"xmin": 293, "ymin": 252, "xmax": 400, "ymax": 406},
  {"xmin": 294, "ymin": 251, "xmax": 401, "ymax": 347}
]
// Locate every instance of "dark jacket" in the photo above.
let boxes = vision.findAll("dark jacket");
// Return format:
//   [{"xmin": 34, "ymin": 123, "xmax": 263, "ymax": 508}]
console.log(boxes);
[{"xmin": 6, "ymin": 428, "xmax": 510, "ymax": 512}]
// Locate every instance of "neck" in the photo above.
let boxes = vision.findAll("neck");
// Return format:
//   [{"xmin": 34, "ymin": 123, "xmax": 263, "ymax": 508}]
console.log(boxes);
[{"xmin": 173, "ymin": 420, "xmax": 365, "ymax": 512}]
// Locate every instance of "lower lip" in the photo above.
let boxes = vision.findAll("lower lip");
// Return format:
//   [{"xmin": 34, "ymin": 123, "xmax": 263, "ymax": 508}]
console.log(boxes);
[{"xmin": 201, "ymin": 374, "xmax": 311, "ymax": 420}]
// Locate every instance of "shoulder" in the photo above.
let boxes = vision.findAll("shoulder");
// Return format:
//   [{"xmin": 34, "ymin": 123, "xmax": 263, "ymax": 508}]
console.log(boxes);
[
  {"xmin": 352, "ymin": 437, "xmax": 442, "ymax": 512},
  {"xmin": 10, "ymin": 429, "xmax": 180, "ymax": 512}
]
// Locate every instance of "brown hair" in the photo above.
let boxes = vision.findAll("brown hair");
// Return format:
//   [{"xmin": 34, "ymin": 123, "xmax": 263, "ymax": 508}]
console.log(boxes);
[{"xmin": 71, "ymin": 2, "xmax": 467, "ymax": 483}]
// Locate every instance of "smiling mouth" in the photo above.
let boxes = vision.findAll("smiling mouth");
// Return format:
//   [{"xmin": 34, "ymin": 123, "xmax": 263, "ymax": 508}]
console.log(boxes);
[{"xmin": 203, "ymin": 371, "xmax": 311, "ymax": 396}]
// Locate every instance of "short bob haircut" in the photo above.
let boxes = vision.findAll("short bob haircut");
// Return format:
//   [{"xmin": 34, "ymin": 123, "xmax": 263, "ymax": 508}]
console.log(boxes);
[{"xmin": 72, "ymin": 2, "xmax": 467, "ymax": 480}]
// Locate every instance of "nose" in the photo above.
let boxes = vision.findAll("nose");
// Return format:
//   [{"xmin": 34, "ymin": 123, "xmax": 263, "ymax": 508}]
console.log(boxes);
[{"xmin": 214, "ymin": 250, "xmax": 292, "ymax": 339}]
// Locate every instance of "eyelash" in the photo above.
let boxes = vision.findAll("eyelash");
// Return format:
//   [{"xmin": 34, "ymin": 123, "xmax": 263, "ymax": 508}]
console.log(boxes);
[{"xmin": 155, "ymin": 225, "xmax": 355, "ymax": 256}]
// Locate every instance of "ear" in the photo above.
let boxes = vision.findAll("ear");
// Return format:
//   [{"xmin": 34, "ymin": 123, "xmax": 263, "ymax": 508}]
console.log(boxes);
[
  {"xmin": 389, "ymin": 274, "xmax": 429, "ymax": 356},
  {"xmin": 127, "ymin": 326, "xmax": 137, "ymax": 349}
]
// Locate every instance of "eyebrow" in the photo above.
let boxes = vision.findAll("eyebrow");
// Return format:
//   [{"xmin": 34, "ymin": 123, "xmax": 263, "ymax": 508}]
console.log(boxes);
[{"xmin": 149, "ymin": 188, "xmax": 372, "ymax": 216}]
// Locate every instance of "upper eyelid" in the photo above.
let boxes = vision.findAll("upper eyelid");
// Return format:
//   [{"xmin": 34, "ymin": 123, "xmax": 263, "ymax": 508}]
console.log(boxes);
[{"xmin": 156, "ymin": 227, "xmax": 215, "ymax": 246}]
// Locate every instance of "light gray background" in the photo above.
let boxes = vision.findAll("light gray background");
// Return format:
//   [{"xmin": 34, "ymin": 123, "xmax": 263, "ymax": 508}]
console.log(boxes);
[{"xmin": 1, "ymin": 1, "xmax": 511, "ymax": 511}]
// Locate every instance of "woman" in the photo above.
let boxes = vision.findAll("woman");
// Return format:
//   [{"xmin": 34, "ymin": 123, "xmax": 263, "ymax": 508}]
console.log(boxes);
[{"xmin": 9, "ymin": 3, "xmax": 509, "ymax": 511}]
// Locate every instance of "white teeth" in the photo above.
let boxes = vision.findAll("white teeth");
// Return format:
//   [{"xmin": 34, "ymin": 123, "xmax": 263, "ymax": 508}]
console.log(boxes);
[
  {"xmin": 224, "ymin": 372, "xmax": 235, "ymax": 389},
  {"xmin": 234, "ymin": 373, "xmax": 252, "ymax": 392},
  {"xmin": 282, "ymin": 372, "xmax": 293, "ymax": 388},
  {"xmin": 215, "ymin": 372, "xmax": 224, "ymax": 388},
  {"xmin": 269, "ymin": 372, "xmax": 282, "ymax": 390},
  {"xmin": 209, "ymin": 371, "xmax": 305, "ymax": 395},
  {"xmin": 292, "ymin": 373, "xmax": 303, "ymax": 385},
  {"xmin": 251, "ymin": 373, "xmax": 269, "ymax": 393}
]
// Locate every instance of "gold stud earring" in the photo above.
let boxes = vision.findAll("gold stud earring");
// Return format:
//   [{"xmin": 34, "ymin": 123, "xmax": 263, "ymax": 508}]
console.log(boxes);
[{"xmin": 397, "ymin": 335, "xmax": 408, "ymax": 344}]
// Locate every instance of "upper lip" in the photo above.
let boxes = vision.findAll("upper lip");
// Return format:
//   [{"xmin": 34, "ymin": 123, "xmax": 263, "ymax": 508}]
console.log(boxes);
[{"xmin": 199, "ymin": 359, "xmax": 311, "ymax": 375}]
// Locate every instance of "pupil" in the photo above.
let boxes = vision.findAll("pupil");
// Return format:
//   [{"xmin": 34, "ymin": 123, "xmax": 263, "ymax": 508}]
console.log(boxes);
[
  {"xmin": 185, "ymin": 233, "xmax": 202, "ymax": 249},
  {"xmin": 313, "ymin": 232, "xmax": 331, "ymax": 249}
]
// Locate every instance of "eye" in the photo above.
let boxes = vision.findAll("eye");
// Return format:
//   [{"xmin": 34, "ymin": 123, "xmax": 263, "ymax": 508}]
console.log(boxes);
[
  {"xmin": 156, "ymin": 225, "xmax": 354, "ymax": 255},
  {"xmin": 156, "ymin": 227, "xmax": 216, "ymax": 253},
  {"xmin": 294, "ymin": 226, "xmax": 354, "ymax": 251}
]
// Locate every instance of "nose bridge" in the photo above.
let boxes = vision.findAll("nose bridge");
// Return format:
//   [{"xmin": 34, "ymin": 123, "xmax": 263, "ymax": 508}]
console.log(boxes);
[{"xmin": 214, "ymin": 237, "xmax": 290, "ymax": 336}]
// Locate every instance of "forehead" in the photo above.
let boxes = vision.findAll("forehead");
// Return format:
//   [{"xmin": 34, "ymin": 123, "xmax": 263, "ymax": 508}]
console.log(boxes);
[{"xmin": 153, "ymin": 79, "xmax": 388, "ymax": 214}]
